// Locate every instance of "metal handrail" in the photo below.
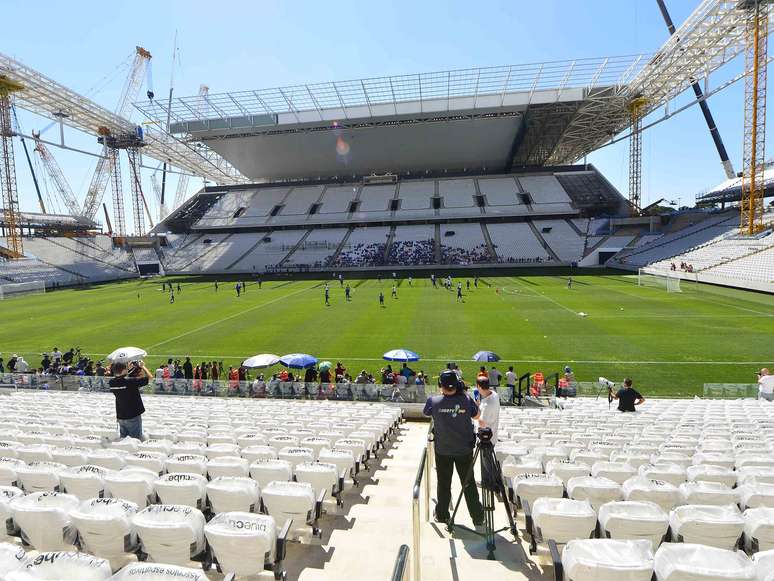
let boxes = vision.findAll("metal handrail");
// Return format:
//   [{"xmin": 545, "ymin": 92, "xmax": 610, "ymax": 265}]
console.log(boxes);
[
  {"xmin": 411, "ymin": 424, "xmax": 433, "ymax": 581},
  {"xmin": 390, "ymin": 544, "xmax": 410, "ymax": 581}
]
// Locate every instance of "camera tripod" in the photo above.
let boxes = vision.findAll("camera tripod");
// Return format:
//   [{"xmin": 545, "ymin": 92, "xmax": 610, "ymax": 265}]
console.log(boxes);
[{"xmin": 446, "ymin": 432, "xmax": 519, "ymax": 559}]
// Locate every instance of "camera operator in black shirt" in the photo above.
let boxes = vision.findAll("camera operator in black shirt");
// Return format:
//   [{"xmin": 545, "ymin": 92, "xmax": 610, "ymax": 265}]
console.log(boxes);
[
  {"xmin": 108, "ymin": 360, "xmax": 151, "ymax": 440},
  {"xmin": 423, "ymin": 369, "xmax": 485, "ymax": 526},
  {"xmin": 613, "ymin": 378, "xmax": 645, "ymax": 412}
]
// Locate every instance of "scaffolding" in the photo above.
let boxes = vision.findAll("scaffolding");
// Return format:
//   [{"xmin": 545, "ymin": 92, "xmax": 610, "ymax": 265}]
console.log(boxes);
[{"xmin": 0, "ymin": 75, "xmax": 24, "ymax": 257}]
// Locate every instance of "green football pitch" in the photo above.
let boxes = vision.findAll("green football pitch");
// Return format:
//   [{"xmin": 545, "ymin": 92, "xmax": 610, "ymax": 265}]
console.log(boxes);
[{"xmin": 2, "ymin": 273, "xmax": 772, "ymax": 396}]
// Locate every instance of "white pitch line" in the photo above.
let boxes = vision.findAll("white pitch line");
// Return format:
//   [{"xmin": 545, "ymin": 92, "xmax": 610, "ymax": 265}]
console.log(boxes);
[
  {"xmin": 147, "ymin": 284, "xmax": 316, "ymax": 350},
  {"xmin": 506, "ymin": 277, "xmax": 579, "ymax": 315}
]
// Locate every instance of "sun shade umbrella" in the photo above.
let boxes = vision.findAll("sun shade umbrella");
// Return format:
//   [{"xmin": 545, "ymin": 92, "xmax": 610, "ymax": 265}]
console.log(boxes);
[
  {"xmin": 473, "ymin": 351, "xmax": 500, "ymax": 362},
  {"xmin": 279, "ymin": 353, "xmax": 318, "ymax": 369},
  {"xmin": 383, "ymin": 349, "xmax": 420, "ymax": 362},
  {"xmin": 242, "ymin": 354, "xmax": 280, "ymax": 368},
  {"xmin": 106, "ymin": 346, "xmax": 147, "ymax": 363},
  {"xmin": 318, "ymin": 361, "xmax": 333, "ymax": 371}
]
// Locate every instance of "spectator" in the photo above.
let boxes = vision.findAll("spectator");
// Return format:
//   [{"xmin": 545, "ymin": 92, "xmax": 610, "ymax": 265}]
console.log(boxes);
[
  {"xmin": 51, "ymin": 347, "xmax": 62, "ymax": 364},
  {"xmin": 63, "ymin": 348, "xmax": 75, "ymax": 365},
  {"xmin": 489, "ymin": 366, "xmax": 501, "ymax": 388},
  {"xmin": 476, "ymin": 376, "xmax": 500, "ymax": 441},
  {"xmin": 400, "ymin": 362, "xmax": 415, "ymax": 383},
  {"xmin": 319, "ymin": 366, "xmax": 331, "ymax": 385},
  {"xmin": 251, "ymin": 374, "xmax": 266, "ymax": 397},
  {"xmin": 0, "ymin": 357, "xmax": 4, "ymax": 374},
  {"xmin": 355, "ymin": 370, "xmax": 369, "ymax": 384},
  {"xmin": 108, "ymin": 360, "xmax": 151, "ymax": 440},
  {"xmin": 505, "ymin": 366, "xmax": 517, "ymax": 403},
  {"xmin": 423, "ymin": 369, "xmax": 484, "ymax": 526},
  {"xmin": 613, "ymin": 378, "xmax": 645, "ymax": 412},
  {"xmin": 183, "ymin": 357, "xmax": 193, "ymax": 380},
  {"xmin": 41, "ymin": 353, "xmax": 51, "ymax": 371},
  {"xmin": 335, "ymin": 361, "xmax": 346, "ymax": 381},
  {"xmin": 155, "ymin": 364, "xmax": 165, "ymax": 391},
  {"xmin": 15, "ymin": 357, "xmax": 29, "ymax": 373},
  {"xmin": 304, "ymin": 366, "xmax": 318, "ymax": 384},
  {"xmin": 7, "ymin": 355, "xmax": 17, "ymax": 373},
  {"xmin": 758, "ymin": 368, "xmax": 774, "ymax": 402}
]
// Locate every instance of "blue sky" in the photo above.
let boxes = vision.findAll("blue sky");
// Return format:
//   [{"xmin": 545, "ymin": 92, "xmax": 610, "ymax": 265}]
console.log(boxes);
[{"xmin": 3, "ymin": 0, "xmax": 762, "ymax": 218}]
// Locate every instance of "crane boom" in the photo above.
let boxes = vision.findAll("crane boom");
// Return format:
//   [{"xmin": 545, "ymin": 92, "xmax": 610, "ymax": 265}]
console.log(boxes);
[
  {"xmin": 172, "ymin": 84, "xmax": 209, "ymax": 213},
  {"xmin": 80, "ymin": 47, "xmax": 151, "ymax": 220},
  {"xmin": 32, "ymin": 133, "xmax": 81, "ymax": 215}
]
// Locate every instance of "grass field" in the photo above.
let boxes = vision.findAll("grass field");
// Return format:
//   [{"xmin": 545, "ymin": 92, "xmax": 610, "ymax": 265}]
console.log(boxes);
[{"xmin": 2, "ymin": 273, "xmax": 772, "ymax": 396}]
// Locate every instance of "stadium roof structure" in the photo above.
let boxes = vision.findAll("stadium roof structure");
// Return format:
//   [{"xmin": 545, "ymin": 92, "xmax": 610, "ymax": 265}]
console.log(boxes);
[
  {"xmin": 0, "ymin": 209, "xmax": 98, "ymax": 230},
  {"xmin": 136, "ymin": 56, "xmax": 650, "ymax": 181},
  {"xmin": 698, "ymin": 159, "xmax": 774, "ymax": 205}
]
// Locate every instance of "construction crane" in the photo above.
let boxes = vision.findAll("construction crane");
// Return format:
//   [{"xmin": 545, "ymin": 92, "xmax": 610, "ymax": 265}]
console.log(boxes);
[
  {"xmin": 740, "ymin": 0, "xmax": 770, "ymax": 235},
  {"xmin": 31, "ymin": 132, "xmax": 81, "ymax": 216},
  {"xmin": 627, "ymin": 96, "xmax": 648, "ymax": 215},
  {"xmin": 81, "ymin": 46, "xmax": 151, "ymax": 225},
  {"xmin": 0, "ymin": 74, "xmax": 24, "ymax": 257}
]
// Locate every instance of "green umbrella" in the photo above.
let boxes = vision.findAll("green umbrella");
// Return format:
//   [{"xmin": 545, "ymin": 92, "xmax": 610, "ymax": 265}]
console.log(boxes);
[{"xmin": 319, "ymin": 361, "xmax": 333, "ymax": 371}]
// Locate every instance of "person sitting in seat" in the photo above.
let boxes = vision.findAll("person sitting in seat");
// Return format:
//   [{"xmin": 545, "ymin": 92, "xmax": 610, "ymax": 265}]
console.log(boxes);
[{"xmin": 613, "ymin": 378, "xmax": 645, "ymax": 412}]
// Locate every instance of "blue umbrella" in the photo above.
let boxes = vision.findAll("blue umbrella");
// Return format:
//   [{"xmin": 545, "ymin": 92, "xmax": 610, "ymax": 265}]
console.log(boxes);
[
  {"xmin": 473, "ymin": 351, "xmax": 500, "ymax": 362},
  {"xmin": 279, "ymin": 353, "xmax": 318, "ymax": 369},
  {"xmin": 383, "ymin": 349, "xmax": 420, "ymax": 362}
]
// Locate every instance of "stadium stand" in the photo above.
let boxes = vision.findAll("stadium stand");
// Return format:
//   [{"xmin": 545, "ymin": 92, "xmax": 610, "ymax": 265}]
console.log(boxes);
[
  {"xmin": 535, "ymin": 220, "xmax": 587, "ymax": 262},
  {"xmin": 437, "ymin": 179, "xmax": 481, "ymax": 216},
  {"xmin": 284, "ymin": 228, "xmax": 349, "ymax": 268},
  {"xmin": 487, "ymin": 223, "xmax": 552, "ymax": 263},
  {"xmin": 439, "ymin": 223, "xmax": 492, "ymax": 264},
  {"xmin": 387, "ymin": 225, "xmax": 436, "ymax": 265},
  {"xmin": 331, "ymin": 226, "xmax": 390, "ymax": 267}
]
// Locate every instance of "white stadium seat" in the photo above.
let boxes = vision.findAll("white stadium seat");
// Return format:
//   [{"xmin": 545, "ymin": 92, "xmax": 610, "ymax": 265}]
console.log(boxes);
[
  {"xmin": 679, "ymin": 481, "xmax": 738, "ymax": 506},
  {"xmin": 295, "ymin": 462, "xmax": 341, "ymax": 503},
  {"xmin": 277, "ymin": 447, "xmax": 314, "ymax": 474},
  {"xmin": 241, "ymin": 445, "xmax": 278, "ymax": 463},
  {"xmin": 512, "ymin": 473, "xmax": 565, "ymax": 507},
  {"xmin": 743, "ymin": 507, "xmax": 774, "ymax": 552},
  {"xmin": 0, "ymin": 459, "xmax": 25, "ymax": 487},
  {"xmin": 50, "ymin": 447, "xmax": 89, "ymax": 467},
  {"xmin": 204, "ymin": 512, "xmax": 281, "ymax": 577},
  {"xmin": 739, "ymin": 482, "xmax": 774, "ymax": 510},
  {"xmin": 164, "ymin": 454, "xmax": 208, "ymax": 477},
  {"xmin": 249, "ymin": 459, "xmax": 292, "ymax": 489},
  {"xmin": 669, "ymin": 504, "xmax": 745, "ymax": 550},
  {"xmin": 0, "ymin": 487, "xmax": 24, "ymax": 540},
  {"xmin": 653, "ymin": 543, "xmax": 755, "ymax": 581},
  {"xmin": 104, "ymin": 468, "xmax": 157, "ymax": 507},
  {"xmin": 10, "ymin": 491, "xmax": 80, "ymax": 551},
  {"xmin": 567, "ymin": 476, "xmax": 623, "ymax": 510},
  {"xmin": 15, "ymin": 462, "xmax": 66, "ymax": 493},
  {"xmin": 70, "ymin": 497, "xmax": 139, "ymax": 561},
  {"xmin": 206, "ymin": 476, "xmax": 261, "ymax": 514},
  {"xmin": 131, "ymin": 504, "xmax": 206, "ymax": 566},
  {"xmin": 0, "ymin": 541, "xmax": 25, "ymax": 576},
  {"xmin": 207, "ymin": 456, "xmax": 249, "ymax": 479},
  {"xmin": 622, "ymin": 477, "xmax": 681, "ymax": 512},
  {"xmin": 753, "ymin": 549, "xmax": 774, "ymax": 581},
  {"xmin": 561, "ymin": 538, "xmax": 654, "ymax": 581},
  {"xmin": 261, "ymin": 481, "xmax": 319, "ymax": 538},
  {"xmin": 530, "ymin": 498, "xmax": 597, "ymax": 544},
  {"xmin": 154, "ymin": 473, "xmax": 207, "ymax": 509},
  {"xmin": 687, "ymin": 465, "xmax": 738, "ymax": 488},
  {"xmin": 59, "ymin": 465, "xmax": 111, "ymax": 500},
  {"xmin": 591, "ymin": 461, "xmax": 638, "ymax": 485},
  {"xmin": 107, "ymin": 562, "xmax": 209, "ymax": 580},
  {"xmin": 598, "ymin": 500, "xmax": 669, "ymax": 550}
]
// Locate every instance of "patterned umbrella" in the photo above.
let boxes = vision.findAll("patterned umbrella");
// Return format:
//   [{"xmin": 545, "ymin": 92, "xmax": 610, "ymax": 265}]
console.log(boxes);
[
  {"xmin": 383, "ymin": 349, "xmax": 420, "ymax": 362},
  {"xmin": 473, "ymin": 351, "xmax": 500, "ymax": 362},
  {"xmin": 106, "ymin": 346, "xmax": 147, "ymax": 363},
  {"xmin": 318, "ymin": 361, "xmax": 333, "ymax": 371},
  {"xmin": 242, "ymin": 354, "xmax": 280, "ymax": 368}
]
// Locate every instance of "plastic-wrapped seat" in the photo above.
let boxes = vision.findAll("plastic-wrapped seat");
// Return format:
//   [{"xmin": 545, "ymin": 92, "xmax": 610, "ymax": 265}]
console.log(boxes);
[
  {"xmin": 653, "ymin": 543, "xmax": 755, "ymax": 581},
  {"xmin": 206, "ymin": 477, "xmax": 260, "ymax": 514},
  {"xmin": 559, "ymin": 538, "xmax": 654, "ymax": 581},
  {"xmin": 0, "ymin": 442, "xmax": 19, "ymax": 460},
  {"xmin": 205, "ymin": 443, "xmax": 240, "ymax": 460},
  {"xmin": 738, "ymin": 468, "xmax": 774, "ymax": 486},
  {"xmin": 502, "ymin": 458, "xmax": 544, "ymax": 479},
  {"xmin": 511, "ymin": 473, "xmax": 564, "ymax": 507},
  {"xmin": 0, "ymin": 458, "xmax": 25, "ymax": 487},
  {"xmin": 277, "ymin": 447, "xmax": 314, "ymax": 475},
  {"xmin": 546, "ymin": 460, "xmax": 591, "ymax": 485},
  {"xmin": 138, "ymin": 439, "xmax": 172, "ymax": 456},
  {"xmin": 591, "ymin": 461, "xmax": 637, "ymax": 485},
  {"xmin": 639, "ymin": 463, "xmax": 687, "ymax": 487},
  {"xmin": 268, "ymin": 436, "xmax": 299, "ymax": 454},
  {"xmin": 154, "ymin": 473, "xmax": 207, "ymax": 509},
  {"xmin": 598, "ymin": 500, "xmax": 669, "ymax": 550},
  {"xmin": 104, "ymin": 468, "xmax": 157, "ymax": 507},
  {"xmin": 295, "ymin": 462, "xmax": 341, "ymax": 506},
  {"xmin": 753, "ymin": 549, "xmax": 774, "ymax": 581},
  {"xmin": 318, "ymin": 449, "xmax": 356, "ymax": 483},
  {"xmin": 567, "ymin": 476, "xmax": 623, "ymax": 510},
  {"xmin": 0, "ymin": 541, "xmax": 25, "ymax": 576},
  {"xmin": 124, "ymin": 452, "xmax": 166, "ymax": 474},
  {"xmin": 333, "ymin": 439, "xmax": 367, "ymax": 467},
  {"xmin": 4, "ymin": 551, "xmax": 112, "ymax": 581},
  {"xmin": 70, "ymin": 497, "xmax": 139, "ymax": 561},
  {"xmin": 622, "ymin": 477, "xmax": 681, "ymax": 512},
  {"xmin": 687, "ymin": 465, "xmax": 737, "ymax": 488},
  {"xmin": 249, "ymin": 459, "xmax": 292, "ymax": 489},
  {"xmin": 679, "ymin": 481, "xmax": 738, "ymax": 507},
  {"xmin": 10, "ymin": 491, "xmax": 80, "ymax": 551},
  {"xmin": 50, "ymin": 447, "xmax": 89, "ymax": 467},
  {"xmin": 131, "ymin": 504, "xmax": 206, "ymax": 566},
  {"xmin": 261, "ymin": 481, "xmax": 320, "ymax": 538},
  {"xmin": 207, "ymin": 456, "xmax": 249, "ymax": 479},
  {"xmin": 110, "ymin": 437, "xmax": 141, "ymax": 454},
  {"xmin": 106, "ymin": 562, "xmax": 208, "ymax": 580},
  {"xmin": 669, "ymin": 504, "xmax": 745, "ymax": 550},
  {"xmin": 738, "ymin": 483, "xmax": 774, "ymax": 510},
  {"xmin": 529, "ymin": 498, "xmax": 596, "ymax": 547},
  {"xmin": 59, "ymin": 465, "xmax": 111, "ymax": 500},
  {"xmin": 204, "ymin": 512, "xmax": 286, "ymax": 578},
  {"xmin": 743, "ymin": 507, "xmax": 774, "ymax": 552},
  {"xmin": 15, "ymin": 462, "xmax": 66, "ymax": 493},
  {"xmin": 0, "ymin": 486, "xmax": 24, "ymax": 540},
  {"xmin": 15, "ymin": 445, "xmax": 53, "ymax": 464},
  {"xmin": 165, "ymin": 454, "xmax": 208, "ymax": 477},
  {"xmin": 86, "ymin": 450, "xmax": 126, "ymax": 471},
  {"xmin": 241, "ymin": 445, "xmax": 278, "ymax": 463}
]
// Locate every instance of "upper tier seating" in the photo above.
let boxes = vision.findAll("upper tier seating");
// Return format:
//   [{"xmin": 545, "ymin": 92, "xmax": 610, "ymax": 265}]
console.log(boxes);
[
  {"xmin": 284, "ymin": 228, "xmax": 349, "ymax": 268},
  {"xmin": 439, "ymin": 224, "xmax": 492, "ymax": 264},
  {"xmin": 487, "ymin": 223, "xmax": 552, "ymax": 263}
]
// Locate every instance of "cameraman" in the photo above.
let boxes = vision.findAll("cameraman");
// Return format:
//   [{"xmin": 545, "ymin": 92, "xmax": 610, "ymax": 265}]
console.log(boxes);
[
  {"xmin": 108, "ymin": 360, "xmax": 151, "ymax": 440},
  {"xmin": 423, "ymin": 369, "xmax": 485, "ymax": 526},
  {"xmin": 613, "ymin": 378, "xmax": 645, "ymax": 412}
]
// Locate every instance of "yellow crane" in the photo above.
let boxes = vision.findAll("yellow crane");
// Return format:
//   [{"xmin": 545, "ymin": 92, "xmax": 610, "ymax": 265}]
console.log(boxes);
[{"xmin": 0, "ymin": 74, "xmax": 24, "ymax": 257}]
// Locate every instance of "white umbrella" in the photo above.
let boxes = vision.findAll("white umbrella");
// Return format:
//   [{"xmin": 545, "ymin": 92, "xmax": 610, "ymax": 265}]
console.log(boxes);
[
  {"xmin": 242, "ymin": 353, "xmax": 280, "ymax": 368},
  {"xmin": 106, "ymin": 346, "xmax": 147, "ymax": 363}
]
